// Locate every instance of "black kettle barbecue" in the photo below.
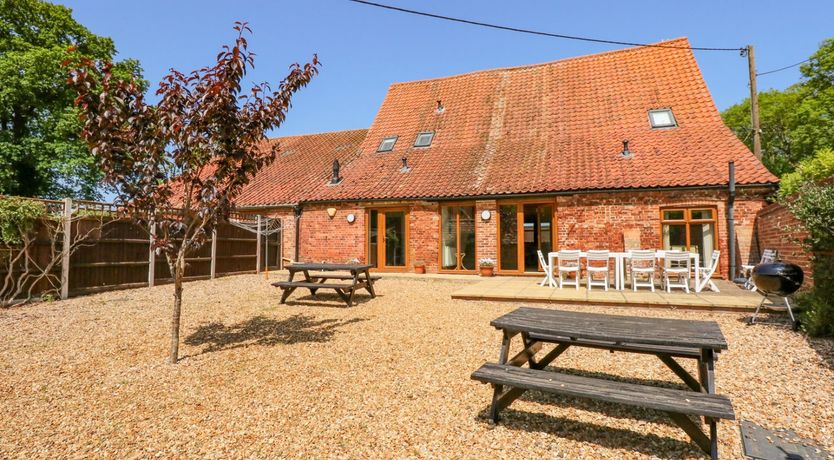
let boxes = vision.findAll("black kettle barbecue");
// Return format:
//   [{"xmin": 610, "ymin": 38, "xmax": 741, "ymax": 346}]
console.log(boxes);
[{"xmin": 749, "ymin": 262, "xmax": 804, "ymax": 329}]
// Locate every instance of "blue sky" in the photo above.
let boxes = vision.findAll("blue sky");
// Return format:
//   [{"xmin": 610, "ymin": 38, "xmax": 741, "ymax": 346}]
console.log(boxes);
[{"xmin": 58, "ymin": 0, "xmax": 831, "ymax": 137}]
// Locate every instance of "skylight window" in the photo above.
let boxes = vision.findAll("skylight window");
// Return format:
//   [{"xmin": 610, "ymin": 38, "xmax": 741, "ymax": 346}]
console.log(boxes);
[
  {"xmin": 648, "ymin": 109, "xmax": 677, "ymax": 129},
  {"xmin": 377, "ymin": 136, "xmax": 398, "ymax": 152},
  {"xmin": 414, "ymin": 131, "xmax": 434, "ymax": 147}
]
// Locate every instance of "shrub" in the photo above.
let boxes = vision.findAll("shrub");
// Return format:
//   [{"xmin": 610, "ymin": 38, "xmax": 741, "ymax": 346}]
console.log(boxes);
[
  {"xmin": 785, "ymin": 182, "xmax": 834, "ymax": 336},
  {"xmin": 0, "ymin": 197, "xmax": 47, "ymax": 245},
  {"xmin": 779, "ymin": 148, "xmax": 834, "ymax": 198}
]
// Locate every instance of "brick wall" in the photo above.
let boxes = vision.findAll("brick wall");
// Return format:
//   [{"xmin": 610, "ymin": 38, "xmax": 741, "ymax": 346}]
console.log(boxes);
[
  {"xmin": 254, "ymin": 187, "xmax": 770, "ymax": 277},
  {"xmin": 554, "ymin": 188, "xmax": 767, "ymax": 279},
  {"xmin": 475, "ymin": 200, "xmax": 497, "ymax": 262},
  {"xmin": 297, "ymin": 203, "xmax": 366, "ymax": 264},
  {"xmin": 756, "ymin": 202, "xmax": 813, "ymax": 285}
]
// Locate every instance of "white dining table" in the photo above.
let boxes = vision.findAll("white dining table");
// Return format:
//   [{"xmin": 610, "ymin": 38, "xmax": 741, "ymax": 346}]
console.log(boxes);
[{"xmin": 547, "ymin": 250, "xmax": 701, "ymax": 292}]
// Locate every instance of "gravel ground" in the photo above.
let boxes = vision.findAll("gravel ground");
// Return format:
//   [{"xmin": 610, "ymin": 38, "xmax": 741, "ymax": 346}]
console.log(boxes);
[{"xmin": 1, "ymin": 275, "xmax": 832, "ymax": 459}]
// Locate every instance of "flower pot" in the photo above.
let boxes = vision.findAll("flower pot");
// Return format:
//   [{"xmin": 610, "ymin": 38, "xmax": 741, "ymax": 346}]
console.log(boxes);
[
  {"xmin": 479, "ymin": 266, "xmax": 495, "ymax": 277},
  {"xmin": 414, "ymin": 265, "xmax": 426, "ymax": 274}
]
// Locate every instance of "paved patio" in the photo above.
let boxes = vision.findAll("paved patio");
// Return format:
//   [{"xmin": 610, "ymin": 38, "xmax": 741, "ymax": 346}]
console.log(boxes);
[{"xmin": 451, "ymin": 277, "xmax": 768, "ymax": 311}]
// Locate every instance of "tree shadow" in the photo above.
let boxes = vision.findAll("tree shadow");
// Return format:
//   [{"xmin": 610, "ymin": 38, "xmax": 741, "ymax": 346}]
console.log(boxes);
[
  {"xmin": 184, "ymin": 314, "xmax": 367, "ymax": 355},
  {"xmin": 475, "ymin": 408, "xmax": 703, "ymax": 458},
  {"xmin": 807, "ymin": 335, "xmax": 834, "ymax": 371}
]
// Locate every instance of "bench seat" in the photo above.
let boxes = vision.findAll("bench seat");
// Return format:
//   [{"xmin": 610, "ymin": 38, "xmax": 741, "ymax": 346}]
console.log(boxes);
[
  {"xmin": 271, "ymin": 281, "xmax": 355, "ymax": 290},
  {"xmin": 472, "ymin": 363, "xmax": 734, "ymax": 420}
]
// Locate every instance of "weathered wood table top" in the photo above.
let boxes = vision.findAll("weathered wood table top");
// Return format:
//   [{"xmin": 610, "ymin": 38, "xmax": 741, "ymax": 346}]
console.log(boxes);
[
  {"xmin": 287, "ymin": 263, "xmax": 373, "ymax": 272},
  {"xmin": 491, "ymin": 307, "xmax": 727, "ymax": 351}
]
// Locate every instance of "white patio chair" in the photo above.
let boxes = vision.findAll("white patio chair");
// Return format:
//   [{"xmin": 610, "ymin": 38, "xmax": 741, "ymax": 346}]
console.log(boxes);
[
  {"xmin": 586, "ymin": 250, "xmax": 610, "ymax": 291},
  {"xmin": 741, "ymin": 249, "xmax": 777, "ymax": 290},
  {"xmin": 536, "ymin": 249, "xmax": 555, "ymax": 287},
  {"xmin": 556, "ymin": 250, "xmax": 581, "ymax": 290},
  {"xmin": 630, "ymin": 250, "xmax": 656, "ymax": 292},
  {"xmin": 662, "ymin": 250, "xmax": 691, "ymax": 293},
  {"xmin": 697, "ymin": 250, "xmax": 721, "ymax": 292}
]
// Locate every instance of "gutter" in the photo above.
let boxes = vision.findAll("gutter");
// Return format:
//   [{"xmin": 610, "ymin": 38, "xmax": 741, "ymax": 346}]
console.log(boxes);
[{"xmin": 296, "ymin": 182, "xmax": 778, "ymax": 206}]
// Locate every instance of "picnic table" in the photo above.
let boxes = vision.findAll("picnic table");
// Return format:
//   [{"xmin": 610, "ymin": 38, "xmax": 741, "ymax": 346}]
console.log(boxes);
[
  {"xmin": 471, "ymin": 307, "xmax": 735, "ymax": 459},
  {"xmin": 271, "ymin": 263, "xmax": 379, "ymax": 307}
]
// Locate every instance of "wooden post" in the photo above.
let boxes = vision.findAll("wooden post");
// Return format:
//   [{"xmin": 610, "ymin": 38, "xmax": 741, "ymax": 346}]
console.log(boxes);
[
  {"xmin": 60, "ymin": 198, "xmax": 72, "ymax": 300},
  {"xmin": 747, "ymin": 44, "xmax": 762, "ymax": 160},
  {"xmin": 210, "ymin": 228, "xmax": 217, "ymax": 279},
  {"xmin": 148, "ymin": 222, "xmax": 156, "ymax": 287},
  {"xmin": 255, "ymin": 215, "xmax": 262, "ymax": 273}
]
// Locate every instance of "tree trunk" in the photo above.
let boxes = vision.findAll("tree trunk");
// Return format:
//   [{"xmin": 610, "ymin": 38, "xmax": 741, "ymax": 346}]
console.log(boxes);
[{"xmin": 169, "ymin": 256, "xmax": 185, "ymax": 364}]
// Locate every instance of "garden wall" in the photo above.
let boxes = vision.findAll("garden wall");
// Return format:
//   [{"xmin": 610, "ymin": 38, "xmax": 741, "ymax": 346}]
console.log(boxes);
[{"xmin": 756, "ymin": 202, "xmax": 814, "ymax": 285}]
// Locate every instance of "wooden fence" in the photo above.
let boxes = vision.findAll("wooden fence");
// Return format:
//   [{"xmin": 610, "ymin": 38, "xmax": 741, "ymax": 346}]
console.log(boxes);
[{"xmin": 1, "ymin": 197, "xmax": 281, "ymax": 301}]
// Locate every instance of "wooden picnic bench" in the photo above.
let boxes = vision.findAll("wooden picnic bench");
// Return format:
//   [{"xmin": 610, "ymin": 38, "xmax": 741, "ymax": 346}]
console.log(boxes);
[
  {"xmin": 471, "ymin": 307, "xmax": 735, "ymax": 459},
  {"xmin": 271, "ymin": 263, "xmax": 378, "ymax": 307}
]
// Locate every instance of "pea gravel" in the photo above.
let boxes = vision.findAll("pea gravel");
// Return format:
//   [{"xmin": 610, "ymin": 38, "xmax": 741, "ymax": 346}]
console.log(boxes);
[{"xmin": 1, "ymin": 274, "xmax": 832, "ymax": 459}]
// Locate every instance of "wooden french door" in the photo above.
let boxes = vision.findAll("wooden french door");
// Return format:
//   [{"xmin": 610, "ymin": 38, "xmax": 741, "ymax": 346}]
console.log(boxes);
[
  {"xmin": 367, "ymin": 208, "xmax": 409, "ymax": 271},
  {"xmin": 497, "ymin": 201, "xmax": 555, "ymax": 274}
]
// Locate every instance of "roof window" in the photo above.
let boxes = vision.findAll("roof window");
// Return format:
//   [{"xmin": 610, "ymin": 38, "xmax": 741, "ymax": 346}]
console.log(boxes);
[
  {"xmin": 414, "ymin": 131, "xmax": 434, "ymax": 148},
  {"xmin": 377, "ymin": 136, "xmax": 397, "ymax": 153},
  {"xmin": 648, "ymin": 109, "xmax": 677, "ymax": 129}
]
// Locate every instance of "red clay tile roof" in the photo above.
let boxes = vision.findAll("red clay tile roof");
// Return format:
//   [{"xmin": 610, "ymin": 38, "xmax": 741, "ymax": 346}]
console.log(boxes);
[
  {"xmin": 302, "ymin": 38, "xmax": 775, "ymax": 202},
  {"xmin": 235, "ymin": 129, "xmax": 367, "ymax": 207}
]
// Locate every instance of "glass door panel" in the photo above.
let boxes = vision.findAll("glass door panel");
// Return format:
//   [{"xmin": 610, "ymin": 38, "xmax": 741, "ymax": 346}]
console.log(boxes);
[
  {"xmin": 368, "ymin": 210, "xmax": 378, "ymax": 268},
  {"xmin": 499, "ymin": 205, "xmax": 519, "ymax": 271},
  {"xmin": 689, "ymin": 222, "xmax": 714, "ymax": 263},
  {"xmin": 459, "ymin": 206, "xmax": 476, "ymax": 270},
  {"xmin": 384, "ymin": 211, "xmax": 406, "ymax": 267},
  {"xmin": 522, "ymin": 204, "xmax": 553, "ymax": 272},
  {"xmin": 441, "ymin": 207, "xmax": 458, "ymax": 270}
]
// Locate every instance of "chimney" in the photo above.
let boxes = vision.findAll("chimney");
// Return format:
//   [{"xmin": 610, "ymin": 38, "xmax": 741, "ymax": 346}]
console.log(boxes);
[
  {"xmin": 400, "ymin": 156, "xmax": 411, "ymax": 173},
  {"xmin": 620, "ymin": 139, "xmax": 632, "ymax": 158},
  {"xmin": 331, "ymin": 159, "xmax": 341, "ymax": 184}
]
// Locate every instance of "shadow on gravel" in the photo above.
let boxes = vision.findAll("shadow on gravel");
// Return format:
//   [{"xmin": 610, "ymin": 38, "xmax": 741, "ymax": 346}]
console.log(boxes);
[
  {"xmin": 476, "ymin": 408, "xmax": 700, "ymax": 458},
  {"xmin": 184, "ymin": 314, "xmax": 367, "ymax": 355}
]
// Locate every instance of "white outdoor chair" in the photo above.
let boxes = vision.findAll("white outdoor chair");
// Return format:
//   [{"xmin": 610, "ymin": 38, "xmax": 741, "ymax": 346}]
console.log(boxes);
[
  {"xmin": 662, "ymin": 250, "xmax": 691, "ymax": 293},
  {"xmin": 556, "ymin": 250, "xmax": 581, "ymax": 290},
  {"xmin": 536, "ymin": 249, "xmax": 555, "ymax": 287},
  {"xmin": 741, "ymin": 249, "xmax": 777, "ymax": 290},
  {"xmin": 630, "ymin": 250, "xmax": 657, "ymax": 292},
  {"xmin": 586, "ymin": 250, "xmax": 610, "ymax": 291},
  {"xmin": 697, "ymin": 250, "xmax": 721, "ymax": 292}
]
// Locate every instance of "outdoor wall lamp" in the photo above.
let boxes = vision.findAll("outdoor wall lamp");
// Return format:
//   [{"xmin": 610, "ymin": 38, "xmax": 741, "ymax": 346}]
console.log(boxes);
[
  {"xmin": 327, "ymin": 207, "xmax": 337, "ymax": 218},
  {"xmin": 481, "ymin": 210, "xmax": 491, "ymax": 221}
]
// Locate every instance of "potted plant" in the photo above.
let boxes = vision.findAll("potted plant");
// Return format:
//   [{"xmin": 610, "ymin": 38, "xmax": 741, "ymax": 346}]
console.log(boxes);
[
  {"xmin": 479, "ymin": 258, "xmax": 496, "ymax": 277},
  {"xmin": 414, "ymin": 261, "xmax": 426, "ymax": 274}
]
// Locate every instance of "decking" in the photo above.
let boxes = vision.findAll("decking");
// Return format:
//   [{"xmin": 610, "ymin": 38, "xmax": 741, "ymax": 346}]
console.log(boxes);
[{"xmin": 451, "ymin": 277, "xmax": 766, "ymax": 311}]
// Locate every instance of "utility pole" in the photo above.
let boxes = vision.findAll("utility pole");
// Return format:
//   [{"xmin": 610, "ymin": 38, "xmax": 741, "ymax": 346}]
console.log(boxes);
[{"xmin": 747, "ymin": 44, "xmax": 762, "ymax": 160}]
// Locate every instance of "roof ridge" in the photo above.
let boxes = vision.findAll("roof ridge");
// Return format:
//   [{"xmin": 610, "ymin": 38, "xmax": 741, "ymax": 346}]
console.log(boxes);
[
  {"xmin": 267, "ymin": 127, "xmax": 369, "ymax": 141},
  {"xmin": 390, "ymin": 37, "xmax": 691, "ymax": 87}
]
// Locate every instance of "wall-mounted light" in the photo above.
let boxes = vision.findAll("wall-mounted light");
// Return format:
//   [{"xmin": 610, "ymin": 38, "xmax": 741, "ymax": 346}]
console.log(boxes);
[
  {"xmin": 481, "ymin": 210, "xmax": 491, "ymax": 221},
  {"xmin": 327, "ymin": 207, "xmax": 337, "ymax": 218},
  {"xmin": 346, "ymin": 213, "xmax": 356, "ymax": 224}
]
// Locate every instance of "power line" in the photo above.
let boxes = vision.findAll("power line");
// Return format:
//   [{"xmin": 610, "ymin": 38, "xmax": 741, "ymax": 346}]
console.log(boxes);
[
  {"xmin": 347, "ymin": 0, "xmax": 745, "ymax": 52},
  {"xmin": 756, "ymin": 58, "xmax": 811, "ymax": 77}
]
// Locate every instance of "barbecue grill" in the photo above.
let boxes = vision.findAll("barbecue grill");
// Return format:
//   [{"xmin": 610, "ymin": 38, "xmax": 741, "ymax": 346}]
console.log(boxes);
[{"xmin": 749, "ymin": 262, "xmax": 804, "ymax": 329}]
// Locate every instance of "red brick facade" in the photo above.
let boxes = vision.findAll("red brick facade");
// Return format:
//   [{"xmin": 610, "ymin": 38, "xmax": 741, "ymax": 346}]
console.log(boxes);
[
  {"xmin": 258, "ymin": 187, "xmax": 770, "ymax": 279},
  {"xmin": 755, "ymin": 202, "xmax": 813, "ymax": 285}
]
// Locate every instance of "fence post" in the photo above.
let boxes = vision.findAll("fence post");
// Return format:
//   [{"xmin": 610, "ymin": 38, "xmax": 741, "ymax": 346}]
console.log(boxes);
[
  {"xmin": 148, "ymin": 222, "xmax": 156, "ymax": 287},
  {"xmin": 255, "ymin": 215, "xmax": 262, "ymax": 273},
  {"xmin": 60, "ymin": 198, "xmax": 72, "ymax": 300},
  {"xmin": 210, "ymin": 228, "xmax": 217, "ymax": 279}
]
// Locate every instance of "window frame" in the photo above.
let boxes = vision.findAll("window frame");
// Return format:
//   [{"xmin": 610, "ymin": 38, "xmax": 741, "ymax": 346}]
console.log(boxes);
[
  {"xmin": 437, "ymin": 203, "xmax": 477, "ymax": 273},
  {"xmin": 377, "ymin": 136, "xmax": 398, "ymax": 153},
  {"xmin": 659, "ymin": 207, "xmax": 718, "ymax": 271},
  {"xmin": 413, "ymin": 131, "xmax": 435, "ymax": 148},
  {"xmin": 648, "ymin": 108, "xmax": 678, "ymax": 129}
]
